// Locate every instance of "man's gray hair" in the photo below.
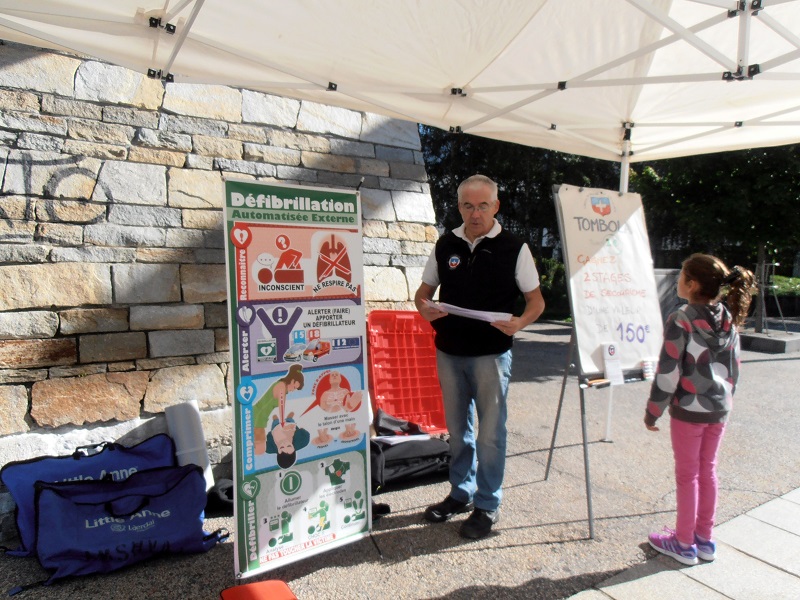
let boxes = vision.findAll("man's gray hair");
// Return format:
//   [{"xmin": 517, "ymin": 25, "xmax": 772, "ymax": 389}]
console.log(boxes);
[{"xmin": 457, "ymin": 174, "xmax": 498, "ymax": 202}]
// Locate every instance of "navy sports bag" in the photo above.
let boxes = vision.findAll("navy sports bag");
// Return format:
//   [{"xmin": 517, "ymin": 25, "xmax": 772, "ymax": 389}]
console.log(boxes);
[
  {"xmin": 33, "ymin": 464, "xmax": 226, "ymax": 584},
  {"xmin": 0, "ymin": 434, "xmax": 176, "ymax": 557}
]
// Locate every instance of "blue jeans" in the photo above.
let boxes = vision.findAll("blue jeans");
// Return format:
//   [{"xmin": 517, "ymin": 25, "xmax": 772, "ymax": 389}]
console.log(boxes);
[{"xmin": 436, "ymin": 349, "xmax": 512, "ymax": 511}]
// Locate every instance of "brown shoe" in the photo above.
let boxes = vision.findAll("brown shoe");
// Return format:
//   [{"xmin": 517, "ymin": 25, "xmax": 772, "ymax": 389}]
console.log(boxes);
[{"xmin": 424, "ymin": 495, "xmax": 474, "ymax": 523}]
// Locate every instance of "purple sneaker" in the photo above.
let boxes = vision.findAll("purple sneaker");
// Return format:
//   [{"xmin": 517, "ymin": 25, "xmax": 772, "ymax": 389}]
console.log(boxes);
[
  {"xmin": 695, "ymin": 534, "xmax": 717, "ymax": 561},
  {"xmin": 648, "ymin": 527, "xmax": 698, "ymax": 566}
]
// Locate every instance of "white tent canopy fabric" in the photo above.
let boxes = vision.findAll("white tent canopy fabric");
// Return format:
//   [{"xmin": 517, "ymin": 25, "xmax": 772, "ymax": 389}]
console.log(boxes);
[{"xmin": 0, "ymin": 0, "xmax": 798, "ymax": 163}]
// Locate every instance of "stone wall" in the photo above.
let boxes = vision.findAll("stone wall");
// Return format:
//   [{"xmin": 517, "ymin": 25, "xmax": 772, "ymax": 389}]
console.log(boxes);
[{"xmin": 0, "ymin": 42, "xmax": 437, "ymax": 541}]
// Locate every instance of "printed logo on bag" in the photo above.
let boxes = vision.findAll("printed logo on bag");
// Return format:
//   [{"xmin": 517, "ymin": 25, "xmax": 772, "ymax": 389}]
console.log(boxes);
[{"xmin": 86, "ymin": 508, "xmax": 171, "ymax": 533}]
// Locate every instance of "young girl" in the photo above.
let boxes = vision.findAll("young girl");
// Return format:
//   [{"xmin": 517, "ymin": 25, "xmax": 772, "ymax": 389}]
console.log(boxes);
[{"xmin": 645, "ymin": 253, "xmax": 755, "ymax": 566}]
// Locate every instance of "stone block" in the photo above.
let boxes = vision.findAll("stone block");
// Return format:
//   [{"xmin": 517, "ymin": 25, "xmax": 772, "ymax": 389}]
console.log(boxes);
[
  {"xmin": 75, "ymin": 61, "xmax": 163, "ymax": 109},
  {"xmin": 228, "ymin": 123, "xmax": 267, "ymax": 143},
  {"xmin": 358, "ymin": 188, "xmax": 396, "ymax": 221},
  {"xmin": 297, "ymin": 101, "xmax": 362, "ymax": 138},
  {"xmin": 0, "ymin": 220, "xmax": 34, "ymax": 243},
  {"xmin": 135, "ymin": 248, "xmax": 195, "ymax": 263},
  {"xmin": 68, "ymin": 119, "xmax": 134, "ymax": 145},
  {"xmin": 364, "ymin": 266, "xmax": 410, "ymax": 302},
  {"xmin": 158, "ymin": 114, "xmax": 228, "ymax": 137},
  {"xmin": 128, "ymin": 146, "xmax": 186, "ymax": 167},
  {"xmin": 61, "ymin": 139, "xmax": 127, "ymax": 160},
  {"xmin": 0, "ymin": 385, "xmax": 29, "ymax": 435},
  {"xmin": 181, "ymin": 209, "xmax": 222, "ymax": 230},
  {"xmin": 204, "ymin": 303, "xmax": 229, "ymax": 328},
  {"xmin": 42, "ymin": 95, "xmax": 103, "ymax": 119},
  {"xmin": 130, "ymin": 305, "xmax": 204, "ymax": 331},
  {"xmin": 59, "ymin": 307, "xmax": 129, "ymax": 335},
  {"xmin": 34, "ymin": 222, "xmax": 83, "ymax": 245},
  {"xmin": 242, "ymin": 90, "xmax": 299, "ymax": 127},
  {"xmin": 167, "ymin": 168, "xmax": 224, "ymax": 209},
  {"xmin": 30, "ymin": 371, "xmax": 148, "ymax": 427},
  {"xmin": 181, "ymin": 264, "xmax": 227, "ymax": 303},
  {"xmin": 143, "ymin": 364, "xmax": 227, "ymax": 413},
  {"xmin": 148, "ymin": 329, "xmax": 216, "ymax": 358},
  {"xmin": 387, "ymin": 222, "xmax": 427, "ymax": 241},
  {"xmin": 0, "ymin": 111, "xmax": 66, "ymax": 136},
  {"xmin": 242, "ymin": 143, "xmax": 301, "ymax": 166},
  {"xmin": 133, "ymin": 128, "xmax": 193, "ymax": 151},
  {"xmin": 3, "ymin": 150, "xmax": 100, "ymax": 199},
  {"xmin": 18, "ymin": 133, "xmax": 64, "ymax": 152},
  {"xmin": 0, "ymin": 311, "xmax": 58, "ymax": 340},
  {"xmin": 361, "ymin": 113, "xmax": 422, "ymax": 150},
  {"xmin": 108, "ymin": 205, "xmax": 182, "ymax": 228},
  {"xmin": 0, "ymin": 44, "xmax": 79, "ymax": 96},
  {"xmin": 103, "ymin": 106, "xmax": 160, "ymax": 129},
  {"xmin": 79, "ymin": 332, "xmax": 147, "ymax": 363},
  {"xmin": 267, "ymin": 130, "xmax": 329, "ymax": 152},
  {"xmin": 50, "ymin": 247, "xmax": 137, "ymax": 263},
  {"xmin": 390, "ymin": 161, "xmax": 429, "ymax": 182},
  {"xmin": 91, "ymin": 160, "xmax": 167, "ymax": 206},
  {"xmin": 0, "ymin": 338, "xmax": 76, "ymax": 369},
  {"xmin": 302, "ymin": 151, "xmax": 356, "ymax": 173},
  {"xmin": 83, "ymin": 223, "xmax": 167, "ymax": 247},
  {"xmin": 0, "ymin": 263, "xmax": 112, "ymax": 311},
  {"xmin": 36, "ymin": 199, "xmax": 106, "ymax": 224},
  {"xmin": 392, "ymin": 190, "xmax": 437, "ymax": 223},
  {"xmin": 163, "ymin": 83, "xmax": 241, "ymax": 121},
  {"xmin": 0, "ymin": 90, "xmax": 39, "ymax": 113},
  {"xmin": 113, "ymin": 263, "xmax": 181, "ymax": 304},
  {"xmin": 331, "ymin": 139, "xmax": 375, "ymax": 158},
  {"xmin": 193, "ymin": 135, "xmax": 243, "ymax": 159},
  {"xmin": 0, "ymin": 368, "xmax": 48, "ymax": 384}
]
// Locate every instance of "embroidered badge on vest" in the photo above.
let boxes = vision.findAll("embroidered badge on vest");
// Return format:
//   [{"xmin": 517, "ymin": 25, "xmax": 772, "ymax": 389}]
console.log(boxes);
[{"xmin": 447, "ymin": 255, "xmax": 461, "ymax": 269}]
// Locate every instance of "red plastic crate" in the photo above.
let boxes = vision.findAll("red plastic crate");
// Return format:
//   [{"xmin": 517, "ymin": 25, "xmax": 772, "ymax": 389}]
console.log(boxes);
[{"xmin": 367, "ymin": 310, "xmax": 447, "ymax": 434}]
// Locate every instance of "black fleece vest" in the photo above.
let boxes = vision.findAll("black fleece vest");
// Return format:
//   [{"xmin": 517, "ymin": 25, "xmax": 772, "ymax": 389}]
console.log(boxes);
[{"xmin": 431, "ymin": 229, "xmax": 524, "ymax": 356}]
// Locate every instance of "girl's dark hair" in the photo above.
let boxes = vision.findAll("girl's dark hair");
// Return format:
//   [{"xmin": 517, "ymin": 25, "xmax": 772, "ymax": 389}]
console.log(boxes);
[
  {"xmin": 282, "ymin": 363, "xmax": 305, "ymax": 389},
  {"xmin": 681, "ymin": 253, "xmax": 756, "ymax": 327}
]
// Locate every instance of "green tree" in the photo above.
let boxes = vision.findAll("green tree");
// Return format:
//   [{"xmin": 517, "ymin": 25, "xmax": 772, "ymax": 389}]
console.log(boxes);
[
  {"xmin": 631, "ymin": 144, "xmax": 800, "ymax": 330},
  {"xmin": 419, "ymin": 125, "xmax": 619, "ymax": 318},
  {"xmin": 419, "ymin": 125, "xmax": 619, "ymax": 260}
]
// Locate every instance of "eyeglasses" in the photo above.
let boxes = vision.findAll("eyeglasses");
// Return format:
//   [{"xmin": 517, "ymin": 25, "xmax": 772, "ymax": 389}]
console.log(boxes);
[{"xmin": 459, "ymin": 202, "xmax": 494, "ymax": 213}]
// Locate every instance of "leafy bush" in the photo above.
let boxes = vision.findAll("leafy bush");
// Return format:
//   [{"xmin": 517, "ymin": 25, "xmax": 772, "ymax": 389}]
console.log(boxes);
[
  {"xmin": 538, "ymin": 258, "xmax": 571, "ymax": 319},
  {"xmin": 771, "ymin": 275, "xmax": 800, "ymax": 297}
]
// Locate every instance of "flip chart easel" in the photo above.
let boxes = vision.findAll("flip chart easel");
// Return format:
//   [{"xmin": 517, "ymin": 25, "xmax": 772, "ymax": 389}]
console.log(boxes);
[{"xmin": 544, "ymin": 184, "xmax": 663, "ymax": 539}]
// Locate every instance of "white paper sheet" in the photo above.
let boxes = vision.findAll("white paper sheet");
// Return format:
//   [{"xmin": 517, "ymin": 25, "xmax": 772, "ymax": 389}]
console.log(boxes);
[{"xmin": 424, "ymin": 299, "xmax": 512, "ymax": 323}]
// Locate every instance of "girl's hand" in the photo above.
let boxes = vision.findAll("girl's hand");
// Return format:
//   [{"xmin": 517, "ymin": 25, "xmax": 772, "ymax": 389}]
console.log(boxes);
[{"xmin": 645, "ymin": 421, "xmax": 660, "ymax": 432}]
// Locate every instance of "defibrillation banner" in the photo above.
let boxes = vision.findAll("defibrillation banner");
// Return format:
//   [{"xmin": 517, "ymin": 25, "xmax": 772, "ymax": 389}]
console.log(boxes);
[{"xmin": 223, "ymin": 180, "xmax": 371, "ymax": 578}]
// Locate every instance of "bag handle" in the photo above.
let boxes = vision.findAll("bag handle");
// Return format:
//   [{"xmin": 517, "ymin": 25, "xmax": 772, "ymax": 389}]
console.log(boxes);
[
  {"xmin": 72, "ymin": 441, "xmax": 114, "ymax": 459},
  {"xmin": 104, "ymin": 496, "xmax": 150, "ymax": 518}
]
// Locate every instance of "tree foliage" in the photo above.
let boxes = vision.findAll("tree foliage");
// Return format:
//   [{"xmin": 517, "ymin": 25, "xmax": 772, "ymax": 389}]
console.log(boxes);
[
  {"xmin": 418, "ymin": 125, "xmax": 619, "ymax": 260},
  {"xmin": 630, "ymin": 145, "xmax": 800, "ymax": 272}
]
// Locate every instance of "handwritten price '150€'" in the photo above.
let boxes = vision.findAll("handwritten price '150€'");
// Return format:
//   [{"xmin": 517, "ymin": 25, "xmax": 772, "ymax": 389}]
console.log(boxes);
[{"xmin": 616, "ymin": 322, "xmax": 650, "ymax": 343}]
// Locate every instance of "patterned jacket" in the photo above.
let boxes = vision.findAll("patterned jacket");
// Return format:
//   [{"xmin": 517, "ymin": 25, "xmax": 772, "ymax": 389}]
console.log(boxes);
[{"xmin": 645, "ymin": 303, "xmax": 740, "ymax": 425}]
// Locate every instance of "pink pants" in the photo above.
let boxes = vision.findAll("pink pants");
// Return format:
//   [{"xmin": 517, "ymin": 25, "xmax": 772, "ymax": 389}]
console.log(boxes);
[{"xmin": 670, "ymin": 418, "xmax": 726, "ymax": 546}]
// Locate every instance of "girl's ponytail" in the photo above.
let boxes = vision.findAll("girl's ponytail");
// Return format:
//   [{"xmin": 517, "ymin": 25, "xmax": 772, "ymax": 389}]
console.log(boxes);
[{"xmin": 724, "ymin": 265, "xmax": 756, "ymax": 328}]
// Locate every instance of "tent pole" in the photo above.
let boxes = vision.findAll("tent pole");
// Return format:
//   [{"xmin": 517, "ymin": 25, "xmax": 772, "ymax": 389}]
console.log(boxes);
[
  {"xmin": 619, "ymin": 154, "xmax": 630, "ymax": 194},
  {"xmin": 619, "ymin": 128, "xmax": 632, "ymax": 193}
]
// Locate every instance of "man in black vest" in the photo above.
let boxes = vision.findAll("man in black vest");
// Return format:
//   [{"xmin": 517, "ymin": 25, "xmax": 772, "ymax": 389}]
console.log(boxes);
[{"xmin": 414, "ymin": 174, "xmax": 545, "ymax": 539}]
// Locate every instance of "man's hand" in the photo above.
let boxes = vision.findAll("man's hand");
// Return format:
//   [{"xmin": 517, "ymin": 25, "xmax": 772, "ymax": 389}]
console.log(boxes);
[{"xmin": 491, "ymin": 317, "xmax": 523, "ymax": 336}]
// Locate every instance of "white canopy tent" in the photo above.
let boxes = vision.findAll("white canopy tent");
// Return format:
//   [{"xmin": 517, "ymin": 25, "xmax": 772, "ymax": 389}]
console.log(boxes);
[{"xmin": 0, "ymin": 0, "xmax": 799, "ymax": 185}]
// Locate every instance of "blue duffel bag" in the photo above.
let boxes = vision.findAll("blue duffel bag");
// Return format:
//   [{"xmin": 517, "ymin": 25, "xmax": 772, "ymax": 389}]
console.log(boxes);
[
  {"xmin": 32, "ymin": 464, "xmax": 227, "ymax": 585},
  {"xmin": 0, "ymin": 434, "xmax": 176, "ymax": 557}
]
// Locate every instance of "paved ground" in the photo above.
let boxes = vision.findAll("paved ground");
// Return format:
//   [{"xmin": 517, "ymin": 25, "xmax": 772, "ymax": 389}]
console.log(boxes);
[{"xmin": 1, "ymin": 320, "xmax": 798, "ymax": 599}]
